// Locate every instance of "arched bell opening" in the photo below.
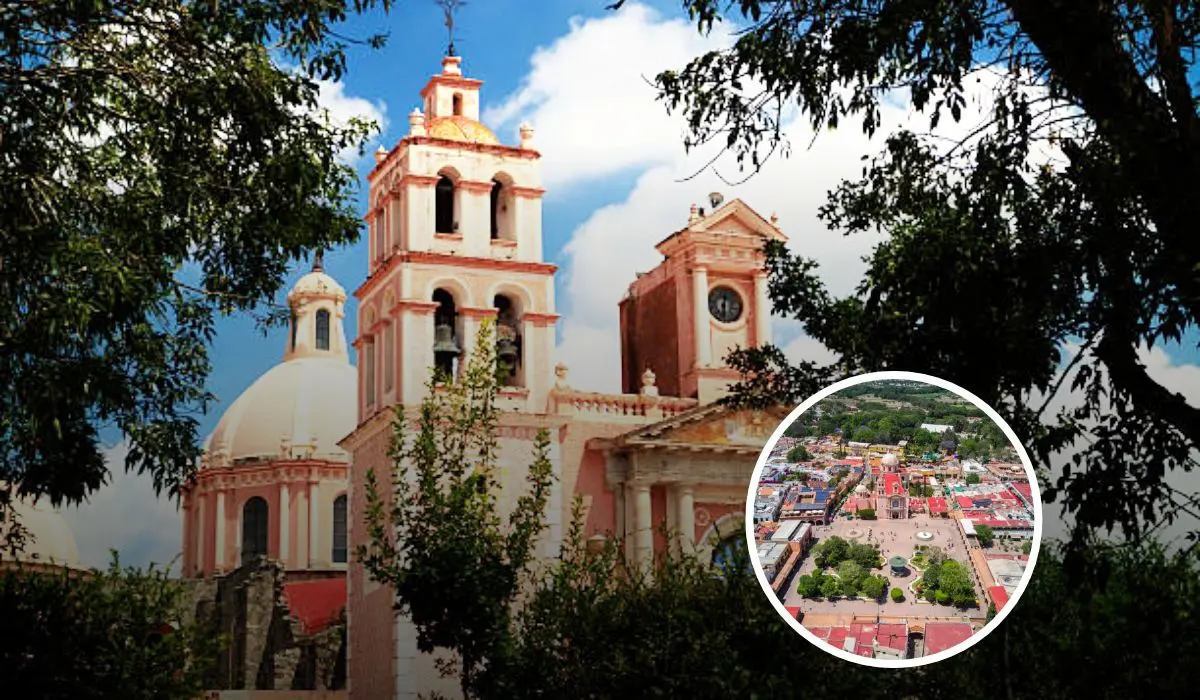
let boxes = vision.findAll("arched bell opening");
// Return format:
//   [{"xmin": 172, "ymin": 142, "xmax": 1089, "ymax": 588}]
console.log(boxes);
[
  {"xmin": 435, "ymin": 174, "xmax": 457, "ymax": 234},
  {"xmin": 432, "ymin": 288, "xmax": 463, "ymax": 381},
  {"xmin": 489, "ymin": 173, "xmax": 516, "ymax": 242},
  {"xmin": 493, "ymin": 293, "xmax": 523, "ymax": 388}
]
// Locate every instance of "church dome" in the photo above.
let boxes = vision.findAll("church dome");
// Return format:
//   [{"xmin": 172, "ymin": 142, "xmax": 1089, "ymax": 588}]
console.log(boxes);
[
  {"xmin": 426, "ymin": 115, "xmax": 500, "ymax": 145},
  {"xmin": 881, "ymin": 453, "xmax": 899, "ymax": 467},
  {"xmin": 203, "ymin": 263, "xmax": 356, "ymax": 467},
  {"xmin": 2, "ymin": 487, "xmax": 81, "ymax": 568},
  {"xmin": 289, "ymin": 269, "xmax": 346, "ymax": 302}
]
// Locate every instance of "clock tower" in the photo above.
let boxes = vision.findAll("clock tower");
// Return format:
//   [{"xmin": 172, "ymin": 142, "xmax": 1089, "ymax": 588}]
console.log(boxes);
[{"xmin": 618, "ymin": 196, "xmax": 787, "ymax": 403}]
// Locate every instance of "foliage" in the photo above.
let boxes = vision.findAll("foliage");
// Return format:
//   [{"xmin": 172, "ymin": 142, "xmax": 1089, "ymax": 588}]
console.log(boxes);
[
  {"xmin": 787, "ymin": 444, "xmax": 810, "ymax": 462},
  {"xmin": 644, "ymin": 0, "xmax": 1200, "ymax": 554},
  {"xmin": 0, "ymin": 554, "xmax": 218, "ymax": 698},
  {"xmin": 858, "ymin": 508, "xmax": 877, "ymax": 520},
  {"xmin": 891, "ymin": 587, "xmax": 904, "ymax": 602},
  {"xmin": 812, "ymin": 536, "xmax": 880, "ymax": 570},
  {"xmin": 987, "ymin": 602, "xmax": 998, "ymax": 622},
  {"xmin": 975, "ymin": 524, "xmax": 996, "ymax": 548},
  {"xmin": 1023, "ymin": 540, "xmax": 1034, "ymax": 555},
  {"xmin": 0, "ymin": 1, "xmax": 391, "ymax": 512},
  {"xmin": 820, "ymin": 575, "xmax": 842, "ymax": 599},
  {"xmin": 922, "ymin": 559, "xmax": 977, "ymax": 607},
  {"xmin": 358, "ymin": 321, "xmax": 555, "ymax": 697}
]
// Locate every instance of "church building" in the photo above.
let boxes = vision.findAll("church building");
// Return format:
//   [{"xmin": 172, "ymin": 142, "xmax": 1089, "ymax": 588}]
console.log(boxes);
[{"xmin": 337, "ymin": 54, "xmax": 791, "ymax": 699}]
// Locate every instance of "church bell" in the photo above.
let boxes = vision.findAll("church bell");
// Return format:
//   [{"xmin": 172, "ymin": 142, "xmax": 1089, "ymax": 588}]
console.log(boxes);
[
  {"xmin": 433, "ymin": 322, "xmax": 460, "ymax": 356},
  {"xmin": 495, "ymin": 322, "xmax": 519, "ymax": 363}
]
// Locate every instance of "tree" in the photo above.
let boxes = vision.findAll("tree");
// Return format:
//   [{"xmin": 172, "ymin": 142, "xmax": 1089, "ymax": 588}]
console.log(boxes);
[
  {"xmin": 787, "ymin": 445, "xmax": 810, "ymax": 462},
  {"xmin": 1023, "ymin": 540, "xmax": 1034, "ymax": 555},
  {"xmin": 861, "ymin": 575, "xmax": 888, "ymax": 600},
  {"xmin": 836, "ymin": 560, "xmax": 864, "ymax": 589},
  {"xmin": 975, "ymin": 524, "xmax": 996, "ymax": 548},
  {"xmin": 966, "ymin": 474, "xmax": 982, "ymax": 485},
  {"xmin": 1, "ymin": 554, "xmax": 218, "ymax": 698},
  {"xmin": 987, "ymin": 602, "xmax": 998, "ymax": 622},
  {"xmin": 642, "ymin": 0, "xmax": 1200, "ymax": 556},
  {"xmin": 890, "ymin": 587, "xmax": 904, "ymax": 603},
  {"xmin": 858, "ymin": 508, "xmax": 877, "ymax": 520},
  {"xmin": 820, "ymin": 576, "xmax": 842, "ymax": 599},
  {"xmin": 813, "ymin": 536, "xmax": 850, "ymax": 569},
  {"xmin": 358, "ymin": 321, "xmax": 555, "ymax": 698},
  {"xmin": 0, "ymin": 1, "xmax": 392, "ymax": 518},
  {"xmin": 796, "ymin": 573, "xmax": 822, "ymax": 599}
]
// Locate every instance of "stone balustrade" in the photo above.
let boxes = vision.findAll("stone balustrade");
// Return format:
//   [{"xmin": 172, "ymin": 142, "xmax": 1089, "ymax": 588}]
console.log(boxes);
[{"xmin": 548, "ymin": 389, "xmax": 698, "ymax": 424}]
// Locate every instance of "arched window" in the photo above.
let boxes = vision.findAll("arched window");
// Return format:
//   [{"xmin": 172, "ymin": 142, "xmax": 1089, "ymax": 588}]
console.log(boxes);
[
  {"xmin": 315, "ymin": 309, "xmax": 331, "ymax": 350},
  {"xmin": 332, "ymin": 494, "xmax": 348, "ymax": 564},
  {"xmin": 493, "ymin": 294, "xmax": 522, "ymax": 387},
  {"xmin": 242, "ymin": 497, "xmax": 269, "ymax": 564},
  {"xmin": 435, "ymin": 176, "xmax": 455, "ymax": 234},
  {"xmin": 364, "ymin": 337, "xmax": 376, "ymax": 407},
  {"xmin": 490, "ymin": 180, "xmax": 502, "ymax": 239},
  {"xmin": 432, "ymin": 288, "xmax": 460, "ymax": 379},
  {"xmin": 290, "ymin": 312, "xmax": 298, "ymax": 351},
  {"xmin": 382, "ymin": 320, "xmax": 395, "ymax": 392},
  {"xmin": 452, "ymin": 92, "xmax": 463, "ymax": 116},
  {"xmin": 373, "ymin": 208, "xmax": 386, "ymax": 261}
]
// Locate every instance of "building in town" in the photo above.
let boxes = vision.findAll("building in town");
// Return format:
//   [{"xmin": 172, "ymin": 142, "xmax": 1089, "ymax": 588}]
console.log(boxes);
[{"xmin": 331, "ymin": 54, "xmax": 792, "ymax": 699}]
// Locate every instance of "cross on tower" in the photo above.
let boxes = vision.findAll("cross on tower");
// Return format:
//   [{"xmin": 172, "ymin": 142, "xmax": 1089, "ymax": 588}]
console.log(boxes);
[{"xmin": 436, "ymin": 0, "xmax": 467, "ymax": 57}]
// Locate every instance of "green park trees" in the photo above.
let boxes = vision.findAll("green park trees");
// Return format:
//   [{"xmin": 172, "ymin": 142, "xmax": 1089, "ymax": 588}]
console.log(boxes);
[
  {"xmin": 638, "ymin": 0, "xmax": 1200, "ymax": 554},
  {"xmin": 975, "ymin": 524, "xmax": 996, "ymax": 548},
  {"xmin": 0, "ymin": 0, "xmax": 391, "ymax": 513}
]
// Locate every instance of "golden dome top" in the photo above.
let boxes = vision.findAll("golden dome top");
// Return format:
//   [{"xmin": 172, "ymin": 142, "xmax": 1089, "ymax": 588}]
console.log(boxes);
[{"xmin": 425, "ymin": 115, "xmax": 500, "ymax": 146}]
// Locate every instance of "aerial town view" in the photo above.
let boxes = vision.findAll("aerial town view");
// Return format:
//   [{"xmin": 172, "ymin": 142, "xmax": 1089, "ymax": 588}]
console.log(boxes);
[{"xmin": 751, "ymin": 379, "xmax": 1039, "ymax": 661}]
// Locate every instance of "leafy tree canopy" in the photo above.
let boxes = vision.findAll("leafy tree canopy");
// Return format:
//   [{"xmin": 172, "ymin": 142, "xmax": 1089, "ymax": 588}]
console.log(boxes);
[
  {"xmin": 0, "ymin": 0, "xmax": 391, "ymax": 510},
  {"xmin": 632, "ymin": 0, "xmax": 1200, "ymax": 554}
]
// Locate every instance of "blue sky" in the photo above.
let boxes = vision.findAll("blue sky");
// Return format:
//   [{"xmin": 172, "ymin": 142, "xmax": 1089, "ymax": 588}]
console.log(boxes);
[{"xmin": 57, "ymin": 1, "xmax": 1200, "ymax": 568}]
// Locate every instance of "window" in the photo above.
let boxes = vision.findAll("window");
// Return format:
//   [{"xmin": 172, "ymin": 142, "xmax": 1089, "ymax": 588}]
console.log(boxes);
[
  {"xmin": 383, "ymin": 323, "xmax": 394, "ymax": 391},
  {"xmin": 452, "ymin": 92, "xmax": 463, "ymax": 116},
  {"xmin": 315, "ymin": 310, "xmax": 330, "ymax": 351},
  {"xmin": 241, "ymin": 497, "xmax": 269, "ymax": 564},
  {"xmin": 374, "ymin": 209, "xmax": 386, "ymax": 261},
  {"xmin": 435, "ymin": 176, "xmax": 455, "ymax": 233},
  {"xmin": 364, "ymin": 339, "xmax": 376, "ymax": 406},
  {"xmin": 490, "ymin": 180, "xmax": 502, "ymax": 239},
  {"xmin": 332, "ymin": 495, "xmax": 348, "ymax": 564},
  {"xmin": 290, "ymin": 312, "xmax": 298, "ymax": 350}
]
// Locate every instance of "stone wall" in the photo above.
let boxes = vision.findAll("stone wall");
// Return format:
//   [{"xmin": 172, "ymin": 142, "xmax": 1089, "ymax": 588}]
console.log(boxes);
[{"xmin": 182, "ymin": 559, "xmax": 346, "ymax": 692}]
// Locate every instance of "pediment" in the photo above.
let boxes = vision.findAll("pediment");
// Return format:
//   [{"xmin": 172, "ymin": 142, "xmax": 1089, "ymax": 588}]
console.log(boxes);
[
  {"xmin": 613, "ymin": 403, "xmax": 792, "ymax": 450},
  {"xmin": 692, "ymin": 199, "xmax": 788, "ymax": 242}
]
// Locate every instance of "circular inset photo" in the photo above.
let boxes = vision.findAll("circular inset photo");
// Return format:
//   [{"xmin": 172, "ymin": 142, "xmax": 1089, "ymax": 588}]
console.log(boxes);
[{"xmin": 744, "ymin": 371, "xmax": 1042, "ymax": 668}]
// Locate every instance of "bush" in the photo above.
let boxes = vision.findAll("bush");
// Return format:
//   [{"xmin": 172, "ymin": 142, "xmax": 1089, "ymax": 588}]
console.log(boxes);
[{"xmin": 890, "ymin": 587, "xmax": 904, "ymax": 602}]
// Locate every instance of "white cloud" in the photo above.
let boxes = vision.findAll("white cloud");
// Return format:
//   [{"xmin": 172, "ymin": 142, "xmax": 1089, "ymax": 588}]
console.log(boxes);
[
  {"xmin": 493, "ymin": 3, "xmax": 1016, "ymax": 392},
  {"xmin": 314, "ymin": 78, "xmax": 388, "ymax": 164},
  {"xmin": 485, "ymin": 4, "xmax": 728, "ymax": 189},
  {"xmin": 61, "ymin": 441, "xmax": 183, "ymax": 572}
]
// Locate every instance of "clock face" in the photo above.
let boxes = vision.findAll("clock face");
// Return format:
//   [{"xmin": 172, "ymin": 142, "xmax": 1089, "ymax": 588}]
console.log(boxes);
[{"xmin": 708, "ymin": 285, "xmax": 743, "ymax": 323}]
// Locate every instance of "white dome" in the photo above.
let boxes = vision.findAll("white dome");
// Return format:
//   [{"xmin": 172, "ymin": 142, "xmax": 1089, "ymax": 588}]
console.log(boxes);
[
  {"xmin": 881, "ymin": 453, "xmax": 899, "ymax": 467},
  {"xmin": 204, "ymin": 357, "xmax": 356, "ymax": 466},
  {"xmin": 3, "ymin": 489, "xmax": 81, "ymax": 567},
  {"xmin": 289, "ymin": 269, "xmax": 346, "ymax": 302}
]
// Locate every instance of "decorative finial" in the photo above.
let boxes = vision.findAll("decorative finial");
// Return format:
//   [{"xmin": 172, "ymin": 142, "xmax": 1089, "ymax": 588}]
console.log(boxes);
[
  {"xmin": 688, "ymin": 203, "xmax": 700, "ymax": 223},
  {"xmin": 554, "ymin": 362, "xmax": 570, "ymax": 390},
  {"xmin": 374, "ymin": 144, "xmax": 387, "ymax": 164},
  {"xmin": 313, "ymin": 249, "xmax": 324, "ymax": 272},
  {"xmin": 641, "ymin": 367, "xmax": 658, "ymax": 396},
  {"xmin": 409, "ymin": 107, "xmax": 427, "ymax": 137},
  {"xmin": 437, "ymin": 0, "xmax": 467, "ymax": 57},
  {"xmin": 519, "ymin": 122, "xmax": 535, "ymax": 149},
  {"xmin": 770, "ymin": 212, "xmax": 779, "ymax": 227}
]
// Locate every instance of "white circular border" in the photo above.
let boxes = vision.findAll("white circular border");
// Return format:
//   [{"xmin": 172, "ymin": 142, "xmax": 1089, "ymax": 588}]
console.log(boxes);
[{"xmin": 743, "ymin": 370, "xmax": 1044, "ymax": 669}]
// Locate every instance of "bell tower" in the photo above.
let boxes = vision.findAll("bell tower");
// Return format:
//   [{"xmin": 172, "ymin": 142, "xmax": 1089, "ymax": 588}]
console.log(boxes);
[
  {"xmin": 618, "ymin": 196, "xmax": 786, "ymax": 404},
  {"xmin": 355, "ymin": 54, "xmax": 558, "ymax": 418}
]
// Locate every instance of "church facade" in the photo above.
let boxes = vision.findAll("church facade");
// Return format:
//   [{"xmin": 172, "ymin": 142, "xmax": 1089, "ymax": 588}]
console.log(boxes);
[
  {"xmin": 181, "ymin": 53, "xmax": 793, "ymax": 700},
  {"xmin": 338, "ymin": 55, "xmax": 791, "ymax": 700}
]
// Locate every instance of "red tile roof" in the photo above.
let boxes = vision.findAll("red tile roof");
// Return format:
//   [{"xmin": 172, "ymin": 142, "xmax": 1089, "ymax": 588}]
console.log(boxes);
[
  {"xmin": 883, "ymin": 473, "xmax": 902, "ymax": 495},
  {"xmin": 955, "ymin": 495, "xmax": 974, "ymax": 508},
  {"xmin": 785, "ymin": 606, "xmax": 802, "ymax": 619},
  {"xmin": 989, "ymin": 585, "xmax": 1010, "ymax": 610},
  {"xmin": 923, "ymin": 621, "xmax": 974, "ymax": 656},
  {"xmin": 283, "ymin": 578, "xmax": 347, "ymax": 635},
  {"xmin": 927, "ymin": 497, "xmax": 948, "ymax": 514},
  {"xmin": 876, "ymin": 623, "xmax": 909, "ymax": 652},
  {"xmin": 1011, "ymin": 482, "xmax": 1033, "ymax": 501}
]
